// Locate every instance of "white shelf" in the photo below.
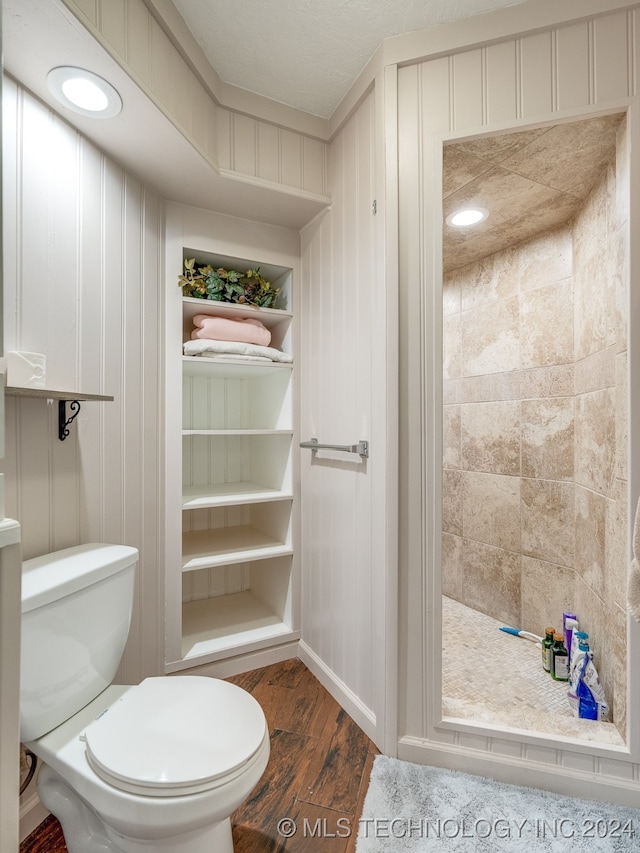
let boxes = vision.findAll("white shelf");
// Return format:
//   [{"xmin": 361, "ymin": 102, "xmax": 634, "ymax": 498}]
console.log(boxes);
[
  {"xmin": 182, "ymin": 355, "xmax": 292, "ymax": 377},
  {"xmin": 182, "ymin": 429, "xmax": 292, "ymax": 436},
  {"xmin": 182, "ymin": 526, "xmax": 293, "ymax": 571},
  {"xmin": 182, "ymin": 482, "xmax": 293, "ymax": 509},
  {"xmin": 182, "ymin": 296, "xmax": 292, "ymax": 320},
  {"xmin": 181, "ymin": 589, "xmax": 294, "ymax": 660}
]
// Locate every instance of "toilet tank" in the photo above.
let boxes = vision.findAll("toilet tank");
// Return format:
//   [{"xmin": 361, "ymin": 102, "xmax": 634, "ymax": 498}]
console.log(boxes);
[{"xmin": 20, "ymin": 543, "xmax": 138, "ymax": 742}]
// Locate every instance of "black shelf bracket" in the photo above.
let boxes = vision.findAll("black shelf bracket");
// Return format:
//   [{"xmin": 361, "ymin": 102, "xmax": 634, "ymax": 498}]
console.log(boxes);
[{"xmin": 58, "ymin": 400, "xmax": 81, "ymax": 441}]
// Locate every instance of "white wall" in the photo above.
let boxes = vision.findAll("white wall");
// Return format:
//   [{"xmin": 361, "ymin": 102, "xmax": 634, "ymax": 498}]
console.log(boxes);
[
  {"xmin": 298, "ymin": 88, "xmax": 392, "ymax": 749},
  {"xmin": 60, "ymin": 0, "xmax": 330, "ymax": 188},
  {"xmin": 397, "ymin": 6, "xmax": 640, "ymax": 805},
  {"xmin": 1, "ymin": 72, "xmax": 391, "ymax": 754},
  {"xmin": 1, "ymin": 77, "xmax": 164, "ymax": 683}
]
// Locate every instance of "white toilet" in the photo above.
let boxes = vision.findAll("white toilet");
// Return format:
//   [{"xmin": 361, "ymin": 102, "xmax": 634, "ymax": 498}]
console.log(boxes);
[{"xmin": 20, "ymin": 543, "xmax": 270, "ymax": 853}]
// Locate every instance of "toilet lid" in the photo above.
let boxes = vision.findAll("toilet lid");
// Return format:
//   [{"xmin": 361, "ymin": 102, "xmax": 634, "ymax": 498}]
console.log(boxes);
[{"xmin": 82, "ymin": 677, "xmax": 267, "ymax": 796}]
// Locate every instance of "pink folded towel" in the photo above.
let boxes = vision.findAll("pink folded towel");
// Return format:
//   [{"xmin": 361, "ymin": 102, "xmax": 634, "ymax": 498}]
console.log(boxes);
[{"xmin": 191, "ymin": 314, "xmax": 271, "ymax": 347}]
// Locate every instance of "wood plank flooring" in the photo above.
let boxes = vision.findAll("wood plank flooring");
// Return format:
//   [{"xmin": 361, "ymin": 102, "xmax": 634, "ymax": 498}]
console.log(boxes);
[{"xmin": 20, "ymin": 658, "xmax": 378, "ymax": 853}]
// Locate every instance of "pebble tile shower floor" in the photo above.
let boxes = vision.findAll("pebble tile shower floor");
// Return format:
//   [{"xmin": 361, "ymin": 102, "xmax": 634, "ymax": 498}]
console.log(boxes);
[{"xmin": 442, "ymin": 596, "xmax": 624, "ymax": 745}]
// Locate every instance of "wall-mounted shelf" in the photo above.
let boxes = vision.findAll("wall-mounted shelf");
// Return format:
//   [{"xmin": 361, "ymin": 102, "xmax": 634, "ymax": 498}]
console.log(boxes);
[{"xmin": 5, "ymin": 386, "xmax": 114, "ymax": 441}]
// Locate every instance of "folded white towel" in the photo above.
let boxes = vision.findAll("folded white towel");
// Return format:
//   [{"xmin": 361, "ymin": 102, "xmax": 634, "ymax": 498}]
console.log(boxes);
[
  {"xmin": 195, "ymin": 353, "xmax": 273, "ymax": 363},
  {"xmin": 628, "ymin": 496, "xmax": 640, "ymax": 622},
  {"xmin": 184, "ymin": 339, "xmax": 292, "ymax": 364}
]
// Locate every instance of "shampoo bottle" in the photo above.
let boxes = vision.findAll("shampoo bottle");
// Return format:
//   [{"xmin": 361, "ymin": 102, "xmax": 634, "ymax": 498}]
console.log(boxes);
[
  {"xmin": 551, "ymin": 633, "xmax": 569, "ymax": 681},
  {"xmin": 542, "ymin": 627, "xmax": 555, "ymax": 673}
]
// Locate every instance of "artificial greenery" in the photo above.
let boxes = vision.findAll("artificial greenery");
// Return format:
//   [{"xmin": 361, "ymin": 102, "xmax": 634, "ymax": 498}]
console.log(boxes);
[{"xmin": 178, "ymin": 258, "xmax": 280, "ymax": 308}]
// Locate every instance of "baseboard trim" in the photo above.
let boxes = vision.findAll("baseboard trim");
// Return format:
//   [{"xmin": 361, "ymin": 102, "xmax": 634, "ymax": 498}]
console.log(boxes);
[
  {"xmin": 397, "ymin": 736, "xmax": 640, "ymax": 809},
  {"xmin": 20, "ymin": 790, "xmax": 48, "ymax": 843},
  {"xmin": 167, "ymin": 640, "xmax": 300, "ymax": 679},
  {"xmin": 298, "ymin": 641, "xmax": 378, "ymax": 746}
]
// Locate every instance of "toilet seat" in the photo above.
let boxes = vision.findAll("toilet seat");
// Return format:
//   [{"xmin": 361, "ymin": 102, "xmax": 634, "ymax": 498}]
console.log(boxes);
[{"xmin": 82, "ymin": 676, "xmax": 267, "ymax": 797}]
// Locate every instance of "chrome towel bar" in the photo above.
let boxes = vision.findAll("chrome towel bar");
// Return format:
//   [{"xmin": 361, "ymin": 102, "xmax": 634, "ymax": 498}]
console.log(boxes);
[{"xmin": 300, "ymin": 437, "xmax": 369, "ymax": 458}]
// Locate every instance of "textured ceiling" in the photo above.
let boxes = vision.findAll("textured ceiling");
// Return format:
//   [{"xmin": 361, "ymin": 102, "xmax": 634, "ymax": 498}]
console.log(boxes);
[
  {"xmin": 171, "ymin": 0, "xmax": 533, "ymax": 118},
  {"xmin": 443, "ymin": 113, "xmax": 625, "ymax": 273}
]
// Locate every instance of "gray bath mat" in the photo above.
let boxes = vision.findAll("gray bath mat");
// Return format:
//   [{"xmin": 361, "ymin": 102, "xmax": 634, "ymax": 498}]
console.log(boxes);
[{"xmin": 356, "ymin": 756, "xmax": 640, "ymax": 851}]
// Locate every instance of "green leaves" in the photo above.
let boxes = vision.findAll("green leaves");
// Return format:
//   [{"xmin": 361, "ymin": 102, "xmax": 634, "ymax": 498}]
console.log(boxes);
[{"xmin": 178, "ymin": 260, "xmax": 280, "ymax": 308}]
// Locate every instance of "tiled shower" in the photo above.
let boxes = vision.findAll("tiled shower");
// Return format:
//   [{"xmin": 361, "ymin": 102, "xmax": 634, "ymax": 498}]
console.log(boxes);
[{"xmin": 442, "ymin": 114, "xmax": 628, "ymax": 740}]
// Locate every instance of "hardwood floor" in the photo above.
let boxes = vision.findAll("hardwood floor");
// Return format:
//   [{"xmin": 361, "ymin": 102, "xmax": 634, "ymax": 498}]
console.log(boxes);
[{"xmin": 20, "ymin": 659, "xmax": 378, "ymax": 852}]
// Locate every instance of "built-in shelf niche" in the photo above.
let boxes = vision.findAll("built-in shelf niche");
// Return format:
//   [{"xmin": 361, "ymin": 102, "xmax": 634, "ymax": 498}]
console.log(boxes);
[
  {"xmin": 181, "ymin": 246, "xmax": 293, "ymax": 352},
  {"xmin": 182, "ymin": 500, "xmax": 292, "ymax": 570},
  {"xmin": 166, "ymin": 217, "xmax": 298, "ymax": 672},
  {"xmin": 182, "ymin": 361, "xmax": 292, "ymax": 431},
  {"xmin": 182, "ymin": 433, "xmax": 293, "ymax": 497},
  {"xmin": 181, "ymin": 556, "xmax": 294, "ymax": 661}
]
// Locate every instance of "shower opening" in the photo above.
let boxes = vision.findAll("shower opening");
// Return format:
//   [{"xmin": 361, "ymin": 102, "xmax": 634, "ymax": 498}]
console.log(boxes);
[{"xmin": 441, "ymin": 112, "xmax": 629, "ymax": 746}]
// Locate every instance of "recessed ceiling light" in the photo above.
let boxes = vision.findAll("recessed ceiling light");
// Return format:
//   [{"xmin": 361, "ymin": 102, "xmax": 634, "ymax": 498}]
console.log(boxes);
[
  {"xmin": 446, "ymin": 207, "xmax": 489, "ymax": 227},
  {"xmin": 47, "ymin": 67, "xmax": 122, "ymax": 118}
]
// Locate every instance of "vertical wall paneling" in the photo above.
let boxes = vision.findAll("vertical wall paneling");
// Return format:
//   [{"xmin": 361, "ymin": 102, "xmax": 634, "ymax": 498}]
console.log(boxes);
[
  {"xmin": 126, "ymin": 0, "xmax": 151, "ymax": 88},
  {"xmin": 281, "ymin": 130, "xmax": 304, "ymax": 190},
  {"xmin": 60, "ymin": 0, "xmax": 330, "ymax": 202},
  {"xmin": 258, "ymin": 123, "xmax": 280, "ymax": 184},
  {"xmin": 303, "ymin": 136, "xmax": 326, "ymax": 196},
  {"xmin": 397, "ymin": 64, "xmax": 428, "ymax": 738},
  {"xmin": 520, "ymin": 31, "xmax": 554, "ymax": 118},
  {"xmin": 594, "ymin": 12, "xmax": 632, "ymax": 103},
  {"xmin": 101, "ymin": 157, "xmax": 125, "ymax": 545},
  {"xmin": 452, "ymin": 49, "xmax": 484, "ymax": 131},
  {"xmin": 397, "ymin": 6, "xmax": 640, "ymax": 803},
  {"xmin": 99, "ymin": 0, "xmax": 126, "ymax": 59},
  {"xmin": 1, "ymin": 79, "xmax": 164, "ymax": 683},
  {"xmin": 421, "ymin": 123, "xmax": 445, "ymax": 739},
  {"xmin": 486, "ymin": 40, "xmax": 518, "ymax": 125},
  {"xmin": 189, "ymin": 78, "xmax": 208, "ymax": 157},
  {"xmin": 70, "ymin": 0, "xmax": 97, "ymax": 27},
  {"xmin": 119, "ymin": 176, "xmax": 144, "ymax": 683},
  {"xmin": 556, "ymin": 21, "xmax": 591, "ymax": 110},
  {"xmin": 232, "ymin": 114, "xmax": 258, "ymax": 177},
  {"xmin": 299, "ymin": 88, "xmax": 386, "ymax": 747},
  {"xmin": 2, "ymin": 80, "xmax": 19, "ymax": 361},
  {"xmin": 204, "ymin": 96, "xmax": 218, "ymax": 166},
  {"xmin": 149, "ymin": 15, "xmax": 175, "ymax": 117},
  {"xmin": 353, "ymin": 97, "xmax": 375, "ymax": 707},
  {"xmin": 77, "ymin": 141, "xmax": 106, "ymax": 544},
  {"xmin": 171, "ymin": 50, "xmax": 195, "ymax": 137},
  {"xmin": 0, "ymin": 535, "xmax": 23, "ymax": 853},
  {"xmin": 419, "ymin": 57, "xmax": 450, "ymax": 135},
  {"xmin": 216, "ymin": 108, "xmax": 232, "ymax": 171},
  {"xmin": 379, "ymin": 63, "xmax": 400, "ymax": 753}
]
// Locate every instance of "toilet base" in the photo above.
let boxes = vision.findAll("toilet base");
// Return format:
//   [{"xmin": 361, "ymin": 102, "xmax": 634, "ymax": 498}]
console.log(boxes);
[{"xmin": 38, "ymin": 764, "xmax": 235, "ymax": 853}]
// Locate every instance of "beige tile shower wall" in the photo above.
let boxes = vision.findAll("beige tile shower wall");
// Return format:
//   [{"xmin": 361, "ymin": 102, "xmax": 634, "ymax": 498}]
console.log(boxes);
[
  {"xmin": 441, "ymin": 121, "xmax": 628, "ymax": 732},
  {"xmin": 572, "ymin": 117, "xmax": 629, "ymax": 734},
  {"xmin": 60, "ymin": 0, "xmax": 329, "ymax": 200},
  {"xmin": 442, "ymin": 224, "xmax": 577, "ymax": 632}
]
